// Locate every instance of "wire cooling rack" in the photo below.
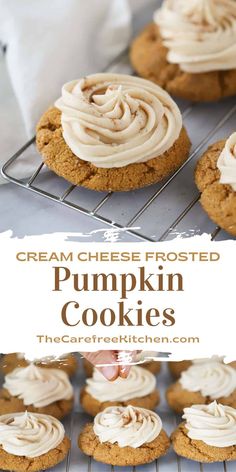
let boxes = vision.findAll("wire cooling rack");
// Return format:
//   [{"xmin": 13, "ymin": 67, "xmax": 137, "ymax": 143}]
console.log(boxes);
[
  {"xmin": 1, "ymin": 51, "xmax": 236, "ymax": 242},
  {"xmin": 0, "ymin": 361, "xmax": 233, "ymax": 472}
]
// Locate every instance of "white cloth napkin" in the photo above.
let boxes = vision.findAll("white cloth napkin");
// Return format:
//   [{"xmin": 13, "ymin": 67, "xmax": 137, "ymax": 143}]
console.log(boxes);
[
  {"xmin": 0, "ymin": 0, "xmax": 157, "ymax": 182},
  {"xmin": 0, "ymin": 0, "xmax": 132, "ymax": 136}
]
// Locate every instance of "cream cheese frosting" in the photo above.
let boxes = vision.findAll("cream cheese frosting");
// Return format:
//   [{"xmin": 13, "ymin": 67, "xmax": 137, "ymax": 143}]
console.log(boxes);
[
  {"xmin": 183, "ymin": 401, "xmax": 236, "ymax": 447},
  {"xmin": 85, "ymin": 365, "xmax": 156, "ymax": 402},
  {"xmin": 94, "ymin": 405, "xmax": 162, "ymax": 448},
  {"xmin": 55, "ymin": 73, "xmax": 182, "ymax": 168},
  {"xmin": 3, "ymin": 364, "xmax": 73, "ymax": 408},
  {"xmin": 180, "ymin": 361, "xmax": 236, "ymax": 399},
  {"xmin": 192, "ymin": 356, "xmax": 225, "ymax": 365},
  {"xmin": 0, "ymin": 411, "xmax": 65, "ymax": 457},
  {"xmin": 217, "ymin": 132, "xmax": 236, "ymax": 191},
  {"xmin": 154, "ymin": 0, "xmax": 236, "ymax": 73}
]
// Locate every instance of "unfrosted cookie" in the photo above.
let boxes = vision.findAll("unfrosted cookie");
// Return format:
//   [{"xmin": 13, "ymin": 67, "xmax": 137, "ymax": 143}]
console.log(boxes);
[
  {"xmin": 80, "ymin": 366, "xmax": 160, "ymax": 416},
  {"xmin": 0, "ymin": 412, "xmax": 70, "ymax": 472},
  {"xmin": 166, "ymin": 361, "xmax": 236, "ymax": 413},
  {"xmin": 36, "ymin": 74, "xmax": 191, "ymax": 192},
  {"xmin": 0, "ymin": 364, "xmax": 74, "ymax": 420},
  {"xmin": 78, "ymin": 405, "xmax": 170, "ymax": 466},
  {"xmin": 195, "ymin": 134, "xmax": 236, "ymax": 236},
  {"xmin": 171, "ymin": 402, "xmax": 236, "ymax": 463},
  {"xmin": 0, "ymin": 353, "xmax": 77, "ymax": 377},
  {"xmin": 130, "ymin": 0, "xmax": 236, "ymax": 102}
]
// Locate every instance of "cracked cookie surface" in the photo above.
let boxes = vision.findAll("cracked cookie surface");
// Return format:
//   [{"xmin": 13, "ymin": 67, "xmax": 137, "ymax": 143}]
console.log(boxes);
[
  {"xmin": 166, "ymin": 381, "xmax": 236, "ymax": 414},
  {"xmin": 36, "ymin": 107, "xmax": 191, "ymax": 192},
  {"xmin": 130, "ymin": 24, "xmax": 236, "ymax": 102},
  {"xmin": 0, "ymin": 388, "xmax": 73, "ymax": 420},
  {"xmin": 78, "ymin": 423, "xmax": 169, "ymax": 466},
  {"xmin": 171, "ymin": 423, "xmax": 236, "ymax": 463},
  {"xmin": 0, "ymin": 436, "xmax": 70, "ymax": 472},
  {"xmin": 195, "ymin": 140, "xmax": 236, "ymax": 236},
  {"xmin": 80, "ymin": 386, "xmax": 160, "ymax": 417}
]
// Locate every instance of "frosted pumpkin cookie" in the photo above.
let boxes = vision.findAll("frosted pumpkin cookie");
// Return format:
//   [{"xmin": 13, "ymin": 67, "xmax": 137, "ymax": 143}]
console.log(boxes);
[
  {"xmin": 130, "ymin": 0, "xmax": 236, "ymax": 102},
  {"xmin": 0, "ymin": 411, "xmax": 70, "ymax": 471},
  {"xmin": 36, "ymin": 73, "xmax": 191, "ymax": 192},
  {"xmin": 195, "ymin": 133, "xmax": 236, "ymax": 236},
  {"xmin": 80, "ymin": 366, "xmax": 160, "ymax": 416},
  {"xmin": 78, "ymin": 405, "xmax": 170, "ymax": 466},
  {"xmin": 0, "ymin": 364, "xmax": 74, "ymax": 419},
  {"xmin": 166, "ymin": 361, "xmax": 236, "ymax": 414},
  {"xmin": 172, "ymin": 401, "xmax": 236, "ymax": 463},
  {"xmin": 169, "ymin": 356, "xmax": 236, "ymax": 378},
  {"xmin": 0, "ymin": 352, "xmax": 77, "ymax": 377}
]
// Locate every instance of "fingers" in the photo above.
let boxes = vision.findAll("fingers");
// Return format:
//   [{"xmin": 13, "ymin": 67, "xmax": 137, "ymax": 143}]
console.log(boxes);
[
  {"xmin": 117, "ymin": 350, "xmax": 138, "ymax": 379},
  {"xmin": 81, "ymin": 350, "xmax": 139, "ymax": 381},
  {"xmin": 81, "ymin": 350, "xmax": 119, "ymax": 381}
]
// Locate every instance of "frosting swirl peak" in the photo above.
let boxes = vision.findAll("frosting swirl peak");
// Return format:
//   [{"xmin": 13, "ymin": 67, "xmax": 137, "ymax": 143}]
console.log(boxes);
[
  {"xmin": 154, "ymin": 0, "xmax": 236, "ymax": 73},
  {"xmin": 3, "ymin": 364, "xmax": 73, "ymax": 407},
  {"xmin": 55, "ymin": 73, "xmax": 182, "ymax": 168},
  {"xmin": 0, "ymin": 412, "xmax": 65, "ymax": 457},
  {"xmin": 86, "ymin": 365, "xmax": 156, "ymax": 402},
  {"xmin": 180, "ymin": 361, "xmax": 236, "ymax": 399},
  {"xmin": 217, "ymin": 132, "xmax": 236, "ymax": 191},
  {"xmin": 94, "ymin": 405, "xmax": 162, "ymax": 448},
  {"xmin": 183, "ymin": 401, "xmax": 236, "ymax": 447}
]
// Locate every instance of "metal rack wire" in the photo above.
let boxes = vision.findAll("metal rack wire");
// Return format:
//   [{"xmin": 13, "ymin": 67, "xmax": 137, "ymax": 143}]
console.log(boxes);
[{"xmin": 1, "ymin": 51, "xmax": 236, "ymax": 242}]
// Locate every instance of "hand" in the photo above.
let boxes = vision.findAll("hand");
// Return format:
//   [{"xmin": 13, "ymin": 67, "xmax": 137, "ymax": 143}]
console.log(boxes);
[{"xmin": 81, "ymin": 350, "xmax": 138, "ymax": 381}]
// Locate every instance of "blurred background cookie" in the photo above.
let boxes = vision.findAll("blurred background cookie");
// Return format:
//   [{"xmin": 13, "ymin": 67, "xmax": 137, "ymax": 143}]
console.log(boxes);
[{"xmin": 130, "ymin": 0, "xmax": 236, "ymax": 102}]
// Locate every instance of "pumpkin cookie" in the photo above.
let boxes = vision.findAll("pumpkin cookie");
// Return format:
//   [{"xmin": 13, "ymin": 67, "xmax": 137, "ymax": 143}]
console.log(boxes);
[
  {"xmin": 78, "ymin": 405, "xmax": 170, "ymax": 466},
  {"xmin": 166, "ymin": 361, "xmax": 236, "ymax": 414},
  {"xmin": 169, "ymin": 357, "xmax": 236, "ymax": 379},
  {"xmin": 80, "ymin": 366, "xmax": 160, "ymax": 416},
  {"xmin": 142, "ymin": 361, "xmax": 161, "ymax": 375},
  {"xmin": 0, "ymin": 352, "xmax": 77, "ymax": 377},
  {"xmin": 0, "ymin": 411, "xmax": 70, "ymax": 471},
  {"xmin": 0, "ymin": 364, "xmax": 73, "ymax": 420},
  {"xmin": 36, "ymin": 73, "xmax": 191, "ymax": 192},
  {"xmin": 130, "ymin": 0, "xmax": 236, "ymax": 102},
  {"xmin": 171, "ymin": 402, "xmax": 236, "ymax": 463},
  {"xmin": 195, "ymin": 133, "xmax": 236, "ymax": 236}
]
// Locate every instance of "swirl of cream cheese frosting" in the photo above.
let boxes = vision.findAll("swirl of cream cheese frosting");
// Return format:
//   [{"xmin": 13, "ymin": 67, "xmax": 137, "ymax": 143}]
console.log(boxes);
[
  {"xmin": 0, "ymin": 411, "xmax": 65, "ymax": 457},
  {"xmin": 55, "ymin": 73, "xmax": 182, "ymax": 168},
  {"xmin": 183, "ymin": 401, "xmax": 236, "ymax": 447},
  {"xmin": 85, "ymin": 366, "xmax": 156, "ymax": 402},
  {"xmin": 3, "ymin": 364, "xmax": 73, "ymax": 408},
  {"xmin": 217, "ymin": 132, "xmax": 236, "ymax": 191},
  {"xmin": 94, "ymin": 405, "xmax": 162, "ymax": 448},
  {"xmin": 154, "ymin": 0, "xmax": 236, "ymax": 73},
  {"xmin": 180, "ymin": 361, "xmax": 236, "ymax": 399}
]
